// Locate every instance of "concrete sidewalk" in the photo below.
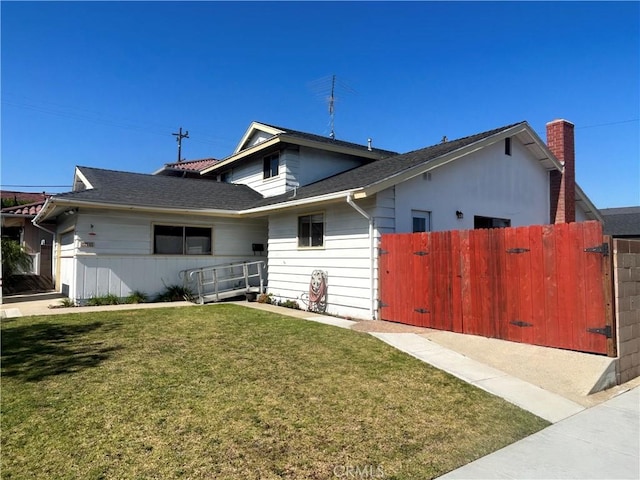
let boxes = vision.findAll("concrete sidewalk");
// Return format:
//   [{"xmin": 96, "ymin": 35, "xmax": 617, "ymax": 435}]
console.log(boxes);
[{"xmin": 439, "ymin": 386, "xmax": 640, "ymax": 480}]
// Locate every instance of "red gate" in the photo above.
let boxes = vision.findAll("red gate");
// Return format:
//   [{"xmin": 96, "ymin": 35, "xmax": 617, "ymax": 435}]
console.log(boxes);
[{"xmin": 379, "ymin": 221, "xmax": 615, "ymax": 356}]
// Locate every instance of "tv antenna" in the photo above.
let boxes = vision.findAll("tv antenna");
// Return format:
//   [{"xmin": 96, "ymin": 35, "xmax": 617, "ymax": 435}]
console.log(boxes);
[
  {"xmin": 172, "ymin": 127, "xmax": 189, "ymax": 162},
  {"xmin": 308, "ymin": 74, "xmax": 356, "ymax": 140}
]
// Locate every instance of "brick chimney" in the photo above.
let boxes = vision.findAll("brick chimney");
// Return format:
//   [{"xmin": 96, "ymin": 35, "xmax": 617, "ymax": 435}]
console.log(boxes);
[{"xmin": 547, "ymin": 119, "xmax": 576, "ymax": 223}]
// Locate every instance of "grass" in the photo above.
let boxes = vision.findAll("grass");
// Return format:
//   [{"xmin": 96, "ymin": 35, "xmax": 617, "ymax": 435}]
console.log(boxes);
[{"xmin": 1, "ymin": 305, "xmax": 549, "ymax": 479}]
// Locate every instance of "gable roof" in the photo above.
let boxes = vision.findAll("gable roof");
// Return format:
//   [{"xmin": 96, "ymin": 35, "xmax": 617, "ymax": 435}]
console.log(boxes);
[
  {"xmin": 249, "ymin": 122, "xmax": 528, "ymax": 209},
  {"xmin": 600, "ymin": 207, "xmax": 640, "ymax": 237},
  {"xmin": 201, "ymin": 121, "xmax": 397, "ymax": 175},
  {"xmin": 35, "ymin": 166, "xmax": 264, "ymax": 222}
]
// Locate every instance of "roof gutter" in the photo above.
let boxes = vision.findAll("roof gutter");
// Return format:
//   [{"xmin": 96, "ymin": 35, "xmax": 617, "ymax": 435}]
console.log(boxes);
[
  {"xmin": 242, "ymin": 189, "xmax": 363, "ymax": 215},
  {"xmin": 34, "ymin": 197, "xmax": 246, "ymax": 223},
  {"xmin": 346, "ymin": 193, "xmax": 376, "ymax": 320}
]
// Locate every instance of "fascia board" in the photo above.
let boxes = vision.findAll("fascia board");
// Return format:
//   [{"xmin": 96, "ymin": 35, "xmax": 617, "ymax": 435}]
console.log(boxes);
[
  {"xmin": 356, "ymin": 125, "xmax": 530, "ymax": 198},
  {"xmin": 241, "ymin": 189, "xmax": 361, "ymax": 215},
  {"xmin": 276, "ymin": 135, "xmax": 388, "ymax": 159},
  {"xmin": 575, "ymin": 184, "xmax": 603, "ymax": 222},
  {"xmin": 34, "ymin": 197, "xmax": 244, "ymax": 223},
  {"xmin": 520, "ymin": 125, "xmax": 564, "ymax": 171},
  {"xmin": 201, "ymin": 136, "xmax": 282, "ymax": 175},
  {"xmin": 233, "ymin": 122, "xmax": 285, "ymax": 155},
  {"xmin": 74, "ymin": 167, "xmax": 93, "ymax": 190},
  {"xmin": 202, "ymin": 134, "xmax": 385, "ymax": 176}
]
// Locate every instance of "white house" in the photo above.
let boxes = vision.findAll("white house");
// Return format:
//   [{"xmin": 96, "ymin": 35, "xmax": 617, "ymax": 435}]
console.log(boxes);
[{"xmin": 34, "ymin": 119, "xmax": 601, "ymax": 319}]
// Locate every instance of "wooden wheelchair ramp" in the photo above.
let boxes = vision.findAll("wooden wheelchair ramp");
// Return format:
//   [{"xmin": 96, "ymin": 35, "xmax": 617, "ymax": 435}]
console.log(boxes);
[{"xmin": 379, "ymin": 221, "xmax": 615, "ymax": 356}]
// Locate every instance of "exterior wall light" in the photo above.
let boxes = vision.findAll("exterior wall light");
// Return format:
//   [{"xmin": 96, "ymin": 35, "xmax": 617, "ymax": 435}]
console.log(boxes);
[{"xmin": 456, "ymin": 210, "xmax": 464, "ymax": 219}]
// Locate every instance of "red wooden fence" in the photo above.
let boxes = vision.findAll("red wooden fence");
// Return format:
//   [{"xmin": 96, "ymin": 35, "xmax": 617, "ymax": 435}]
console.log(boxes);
[{"xmin": 379, "ymin": 221, "xmax": 615, "ymax": 356}]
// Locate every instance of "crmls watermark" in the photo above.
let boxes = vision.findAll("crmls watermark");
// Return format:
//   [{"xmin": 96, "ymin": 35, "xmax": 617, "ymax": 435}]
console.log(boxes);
[{"xmin": 333, "ymin": 464, "xmax": 385, "ymax": 478}]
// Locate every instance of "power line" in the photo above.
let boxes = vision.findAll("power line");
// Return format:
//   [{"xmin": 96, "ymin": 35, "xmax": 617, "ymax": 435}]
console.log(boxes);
[
  {"xmin": 575, "ymin": 118, "xmax": 639, "ymax": 129},
  {"xmin": 2, "ymin": 185, "xmax": 71, "ymax": 188}
]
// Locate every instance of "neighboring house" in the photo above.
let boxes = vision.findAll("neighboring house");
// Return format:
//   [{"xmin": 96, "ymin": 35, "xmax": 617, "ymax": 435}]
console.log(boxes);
[
  {"xmin": 601, "ymin": 207, "xmax": 640, "ymax": 239},
  {"xmin": 1, "ymin": 194, "xmax": 55, "ymax": 280},
  {"xmin": 153, "ymin": 157, "xmax": 219, "ymax": 178},
  {"xmin": 34, "ymin": 119, "xmax": 601, "ymax": 318}
]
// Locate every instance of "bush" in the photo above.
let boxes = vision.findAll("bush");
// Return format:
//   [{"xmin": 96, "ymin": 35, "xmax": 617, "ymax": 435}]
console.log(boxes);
[
  {"xmin": 125, "ymin": 290, "xmax": 148, "ymax": 304},
  {"xmin": 155, "ymin": 284, "xmax": 194, "ymax": 302},
  {"xmin": 86, "ymin": 294, "xmax": 121, "ymax": 306},
  {"xmin": 1, "ymin": 240, "xmax": 33, "ymax": 281}
]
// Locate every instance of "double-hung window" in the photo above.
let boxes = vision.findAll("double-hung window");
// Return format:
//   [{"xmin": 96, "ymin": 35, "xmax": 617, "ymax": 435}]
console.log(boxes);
[
  {"xmin": 263, "ymin": 153, "xmax": 279, "ymax": 179},
  {"xmin": 154, "ymin": 225, "xmax": 212, "ymax": 255},
  {"xmin": 298, "ymin": 214, "xmax": 324, "ymax": 248}
]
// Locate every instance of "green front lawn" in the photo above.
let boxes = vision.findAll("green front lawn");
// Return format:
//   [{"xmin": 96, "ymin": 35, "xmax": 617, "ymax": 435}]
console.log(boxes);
[{"xmin": 1, "ymin": 304, "xmax": 548, "ymax": 479}]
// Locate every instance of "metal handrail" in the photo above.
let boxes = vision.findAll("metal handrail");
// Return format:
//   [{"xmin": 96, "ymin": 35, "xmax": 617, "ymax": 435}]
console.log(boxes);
[{"xmin": 179, "ymin": 261, "xmax": 265, "ymax": 304}]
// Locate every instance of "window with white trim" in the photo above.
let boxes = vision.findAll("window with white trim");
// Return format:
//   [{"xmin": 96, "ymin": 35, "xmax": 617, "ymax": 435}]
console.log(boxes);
[
  {"xmin": 263, "ymin": 153, "xmax": 280, "ymax": 179},
  {"xmin": 298, "ymin": 213, "xmax": 324, "ymax": 247},
  {"xmin": 412, "ymin": 210, "xmax": 432, "ymax": 233},
  {"xmin": 154, "ymin": 225, "xmax": 212, "ymax": 255}
]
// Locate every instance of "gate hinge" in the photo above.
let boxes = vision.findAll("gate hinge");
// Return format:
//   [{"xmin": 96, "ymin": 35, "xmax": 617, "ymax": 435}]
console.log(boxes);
[
  {"xmin": 510, "ymin": 320, "xmax": 533, "ymax": 327},
  {"xmin": 584, "ymin": 243, "xmax": 609, "ymax": 256},
  {"xmin": 587, "ymin": 325, "xmax": 612, "ymax": 338},
  {"xmin": 413, "ymin": 251, "xmax": 429, "ymax": 256},
  {"xmin": 414, "ymin": 308, "xmax": 430, "ymax": 314},
  {"xmin": 379, "ymin": 248, "xmax": 389, "ymax": 255},
  {"xmin": 378, "ymin": 300, "xmax": 389, "ymax": 308},
  {"xmin": 507, "ymin": 248, "xmax": 530, "ymax": 254}
]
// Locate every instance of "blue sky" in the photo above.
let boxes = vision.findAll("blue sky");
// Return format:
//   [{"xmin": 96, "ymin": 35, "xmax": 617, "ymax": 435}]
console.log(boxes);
[{"xmin": 2, "ymin": 1, "xmax": 638, "ymax": 208}]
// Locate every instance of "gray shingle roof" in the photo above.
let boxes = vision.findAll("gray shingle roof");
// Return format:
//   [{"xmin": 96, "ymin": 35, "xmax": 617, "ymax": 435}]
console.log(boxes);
[
  {"xmin": 57, "ymin": 166, "xmax": 263, "ymax": 211},
  {"xmin": 261, "ymin": 122, "xmax": 398, "ymax": 158},
  {"xmin": 253, "ymin": 122, "xmax": 524, "ymax": 208},
  {"xmin": 600, "ymin": 207, "xmax": 640, "ymax": 237}
]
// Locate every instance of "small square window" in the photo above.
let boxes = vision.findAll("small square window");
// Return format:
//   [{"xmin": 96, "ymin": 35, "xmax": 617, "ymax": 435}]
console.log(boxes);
[
  {"xmin": 263, "ymin": 153, "xmax": 280, "ymax": 179},
  {"xmin": 298, "ymin": 214, "xmax": 324, "ymax": 247},
  {"xmin": 412, "ymin": 210, "xmax": 431, "ymax": 233}
]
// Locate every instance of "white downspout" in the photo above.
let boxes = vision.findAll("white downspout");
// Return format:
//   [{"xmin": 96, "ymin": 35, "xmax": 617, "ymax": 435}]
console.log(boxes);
[{"xmin": 346, "ymin": 193, "xmax": 376, "ymax": 320}]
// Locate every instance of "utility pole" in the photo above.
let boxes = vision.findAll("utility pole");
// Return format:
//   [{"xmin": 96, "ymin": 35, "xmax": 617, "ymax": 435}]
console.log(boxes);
[{"xmin": 172, "ymin": 127, "xmax": 189, "ymax": 163}]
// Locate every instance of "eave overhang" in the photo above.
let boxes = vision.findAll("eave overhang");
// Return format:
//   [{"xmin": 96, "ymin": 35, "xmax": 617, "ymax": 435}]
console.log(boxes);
[{"xmin": 200, "ymin": 134, "xmax": 387, "ymax": 176}]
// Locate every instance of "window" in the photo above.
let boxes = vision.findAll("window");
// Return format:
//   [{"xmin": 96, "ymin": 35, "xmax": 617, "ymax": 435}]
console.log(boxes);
[
  {"xmin": 298, "ymin": 214, "xmax": 324, "ymax": 247},
  {"xmin": 412, "ymin": 210, "xmax": 432, "ymax": 233},
  {"xmin": 474, "ymin": 216, "xmax": 511, "ymax": 229},
  {"xmin": 154, "ymin": 225, "xmax": 212, "ymax": 255},
  {"xmin": 505, "ymin": 137, "xmax": 512, "ymax": 156},
  {"xmin": 263, "ymin": 153, "xmax": 280, "ymax": 179}
]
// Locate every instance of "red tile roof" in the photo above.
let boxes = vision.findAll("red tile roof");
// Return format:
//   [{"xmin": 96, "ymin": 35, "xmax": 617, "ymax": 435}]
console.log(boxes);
[
  {"xmin": 163, "ymin": 158, "xmax": 219, "ymax": 172},
  {"xmin": 1, "ymin": 200, "xmax": 46, "ymax": 216}
]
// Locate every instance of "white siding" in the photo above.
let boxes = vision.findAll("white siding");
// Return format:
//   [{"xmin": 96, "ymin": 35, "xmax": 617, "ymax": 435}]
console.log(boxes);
[
  {"xmin": 230, "ymin": 151, "xmax": 290, "ymax": 197},
  {"xmin": 295, "ymin": 147, "xmax": 365, "ymax": 187},
  {"xmin": 231, "ymin": 147, "xmax": 368, "ymax": 197},
  {"xmin": 267, "ymin": 201, "xmax": 374, "ymax": 319},
  {"xmin": 60, "ymin": 209, "xmax": 267, "ymax": 303},
  {"xmin": 393, "ymin": 138, "xmax": 550, "ymax": 232}
]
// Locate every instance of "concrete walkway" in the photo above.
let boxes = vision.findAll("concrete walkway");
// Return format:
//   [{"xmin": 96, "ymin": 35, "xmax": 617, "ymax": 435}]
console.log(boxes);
[
  {"xmin": 2, "ymin": 296, "xmax": 639, "ymax": 479},
  {"xmin": 439, "ymin": 386, "xmax": 640, "ymax": 480}
]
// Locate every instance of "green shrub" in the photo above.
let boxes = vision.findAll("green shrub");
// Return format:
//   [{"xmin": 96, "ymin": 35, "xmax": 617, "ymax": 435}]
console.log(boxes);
[
  {"xmin": 125, "ymin": 291, "xmax": 148, "ymax": 304},
  {"xmin": 155, "ymin": 284, "xmax": 193, "ymax": 302},
  {"xmin": 1, "ymin": 240, "xmax": 33, "ymax": 281},
  {"xmin": 86, "ymin": 294, "xmax": 121, "ymax": 306}
]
